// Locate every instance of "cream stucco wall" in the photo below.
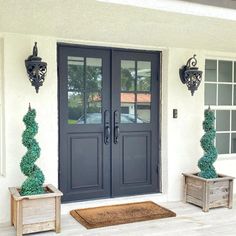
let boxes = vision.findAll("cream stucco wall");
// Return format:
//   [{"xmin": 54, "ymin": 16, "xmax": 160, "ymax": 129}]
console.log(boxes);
[{"xmin": 0, "ymin": 0, "xmax": 236, "ymax": 224}]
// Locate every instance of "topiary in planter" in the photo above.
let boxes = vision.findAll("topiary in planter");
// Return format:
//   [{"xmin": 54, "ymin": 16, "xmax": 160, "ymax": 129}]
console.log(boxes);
[
  {"xmin": 20, "ymin": 104, "xmax": 45, "ymax": 196},
  {"xmin": 183, "ymin": 107, "xmax": 234, "ymax": 212},
  {"xmin": 198, "ymin": 107, "xmax": 218, "ymax": 179}
]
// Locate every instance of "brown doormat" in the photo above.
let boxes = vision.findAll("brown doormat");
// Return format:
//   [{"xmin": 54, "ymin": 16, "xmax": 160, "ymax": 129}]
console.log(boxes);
[{"xmin": 70, "ymin": 201, "xmax": 176, "ymax": 229}]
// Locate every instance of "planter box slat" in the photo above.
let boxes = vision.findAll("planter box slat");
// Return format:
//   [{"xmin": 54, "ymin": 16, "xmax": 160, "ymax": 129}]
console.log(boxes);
[
  {"xmin": 22, "ymin": 198, "xmax": 55, "ymax": 224},
  {"xmin": 209, "ymin": 181, "xmax": 229, "ymax": 188},
  {"xmin": 209, "ymin": 199, "xmax": 228, "ymax": 208},
  {"xmin": 183, "ymin": 173, "xmax": 234, "ymax": 212},
  {"xmin": 186, "ymin": 195, "xmax": 203, "ymax": 207},
  {"xmin": 9, "ymin": 184, "xmax": 63, "ymax": 236},
  {"xmin": 209, "ymin": 192, "xmax": 228, "ymax": 202},
  {"xmin": 209, "ymin": 186, "xmax": 229, "ymax": 194},
  {"xmin": 23, "ymin": 221, "xmax": 55, "ymax": 234},
  {"xmin": 187, "ymin": 185, "xmax": 203, "ymax": 200},
  {"xmin": 186, "ymin": 178, "xmax": 202, "ymax": 187}
]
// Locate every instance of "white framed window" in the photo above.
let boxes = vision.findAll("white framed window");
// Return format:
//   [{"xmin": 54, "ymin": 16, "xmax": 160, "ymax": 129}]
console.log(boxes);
[{"xmin": 204, "ymin": 58, "xmax": 236, "ymax": 157}]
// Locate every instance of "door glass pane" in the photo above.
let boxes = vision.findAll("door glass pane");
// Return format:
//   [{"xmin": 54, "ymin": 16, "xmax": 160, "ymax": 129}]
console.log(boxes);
[
  {"xmin": 121, "ymin": 93, "xmax": 135, "ymax": 123},
  {"xmin": 218, "ymin": 61, "xmax": 232, "ymax": 82},
  {"xmin": 205, "ymin": 60, "xmax": 217, "ymax": 82},
  {"xmin": 68, "ymin": 56, "xmax": 103, "ymax": 125},
  {"xmin": 86, "ymin": 92, "xmax": 102, "ymax": 124},
  {"xmin": 232, "ymin": 133, "xmax": 236, "ymax": 153},
  {"xmin": 68, "ymin": 56, "xmax": 84, "ymax": 92},
  {"xmin": 86, "ymin": 58, "xmax": 102, "ymax": 91},
  {"xmin": 204, "ymin": 84, "xmax": 216, "ymax": 105},
  {"xmin": 216, "ymin": 133, "xmax": 229, "ymax": 154},
  {"xmin": 121, "ymin": 60, "xmax": 135, "ymax": 91},
  {"xmin": 68, "ymin": 56, "xmax": 85, "ymax": 124},
  {"xmin": 218, "ymin": 84, "xmax": 232, "ymax": 105},
  {"xmin": 137, "ymin": 61, "xmax": 151, "ymax": 91},
  {"xmin": 216, "ymin": 110, "xmax": 230, "ymax": 131},
  {"xmin": 137, "ymin": 93, "xmax": 151, "ymax": 123},
  {"xmin": 68, "ymin": 92, "xmax": 84, "ymax": 124}
]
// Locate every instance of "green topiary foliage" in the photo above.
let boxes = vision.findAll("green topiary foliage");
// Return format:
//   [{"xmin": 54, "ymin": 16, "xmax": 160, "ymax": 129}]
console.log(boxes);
[
  {"xmin": 20, "ymin": 105, "xmax": 45, "ymax": 196},
  {"xmin": 198, "ymin": 107, "xmax": 218, "ymax": 179}
]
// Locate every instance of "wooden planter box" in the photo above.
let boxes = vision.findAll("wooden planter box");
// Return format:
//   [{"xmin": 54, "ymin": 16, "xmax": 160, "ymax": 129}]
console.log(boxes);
[
  {"xmin": 183, "ymin": 173, "xmax": 234, "ymax": 212},
  {"xmin": 9, "ymin": 184, "xmax": 63, "ymax": 236}
]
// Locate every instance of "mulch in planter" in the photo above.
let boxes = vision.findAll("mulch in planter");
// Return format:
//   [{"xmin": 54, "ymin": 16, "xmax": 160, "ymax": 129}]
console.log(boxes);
[{"xmin": 70, "ymin": 201, "xmax": 176, "ymax": 229}]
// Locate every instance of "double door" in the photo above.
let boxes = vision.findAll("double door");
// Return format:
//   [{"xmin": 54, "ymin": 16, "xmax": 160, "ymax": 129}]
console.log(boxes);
[{"xmin": 58, "ymin": 45, "xmax": 161, "ymax": 202}]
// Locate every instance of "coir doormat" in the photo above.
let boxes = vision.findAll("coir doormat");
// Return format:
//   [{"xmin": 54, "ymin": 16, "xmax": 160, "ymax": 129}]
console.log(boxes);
[{"xmin": 70, "ymin": 201, "xmax": 176, "ymax": 229}]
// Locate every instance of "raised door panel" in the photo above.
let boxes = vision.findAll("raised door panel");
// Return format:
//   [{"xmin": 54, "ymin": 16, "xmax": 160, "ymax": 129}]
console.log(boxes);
[{"xmin": 121, "ymin": 132, "xmax": 151, "ymax": 185}]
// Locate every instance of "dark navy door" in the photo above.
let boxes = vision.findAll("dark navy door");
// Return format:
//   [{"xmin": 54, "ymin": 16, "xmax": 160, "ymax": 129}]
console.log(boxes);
[
  {"xmin": 58, "ymin": 44, "xmax": 160, "ymax": 202},
  {"xmin": 111, "ymin": 50, "xmax": 160, "ymax": 196}
]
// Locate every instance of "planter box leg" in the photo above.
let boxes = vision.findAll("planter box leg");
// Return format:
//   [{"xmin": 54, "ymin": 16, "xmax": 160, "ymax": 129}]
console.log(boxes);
[
  {"xmin": 55, "ymin": 196, "xmax": 61, "ymax": 233},
  {"xmin": 10, "ymin": 195, "xmax": 14, "ymax": 226},
  {"xmin": 202, "ymin": 182, "xmax": 209, "ymax": 212},
  {"xmin": 183, "ymin": 178, "xmax": 187, "ymax": 203},
  {"xmin": 16, "ymin": 201, "xmax": 23, "ymax": 236},
  {"xmin": 228, "ymin": 180, "xmax": 233, "ymax": 209}
]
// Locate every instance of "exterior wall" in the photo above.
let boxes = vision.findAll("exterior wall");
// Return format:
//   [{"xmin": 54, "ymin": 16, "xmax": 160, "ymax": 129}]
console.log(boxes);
[
  {"xmin": 0, "ymin": 32, "xmax": 236, "ymax": 223},
  {"xmin": 0, "ymin": 34, "xmax": 58, "ymax": 223}
]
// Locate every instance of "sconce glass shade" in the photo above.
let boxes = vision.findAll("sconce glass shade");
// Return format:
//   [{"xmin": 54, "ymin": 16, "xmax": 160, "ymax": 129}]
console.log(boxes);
[
  {"xmin": 179, "ymin": 54, "xmax": 202, "ymax": 96},
  {"xmin": 25, "ymin": 42, "xmax": 47, "ymax": 93}
]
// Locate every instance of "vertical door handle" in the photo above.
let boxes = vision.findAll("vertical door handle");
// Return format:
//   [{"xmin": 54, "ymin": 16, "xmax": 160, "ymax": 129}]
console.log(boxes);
[
  {"xmin": 114, "ymin": 110, "xmax": 120, "ymax": 144},
  {"xmin": 104, "ymin": 110, "xmax": 110, "ymax": 145}
]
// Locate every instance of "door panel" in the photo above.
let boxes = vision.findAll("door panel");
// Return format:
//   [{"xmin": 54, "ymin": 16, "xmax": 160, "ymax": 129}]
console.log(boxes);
[
  {"xmin": 70, "ymin": 134, "xmax": 102, "ymax": 189},
  {"xmin": 58, "ymin": 45, "xmax": 160, "ymax": 202},
  {"xmin": 58, "ymin": 45, "xmax": 111, "ymax": 202},
  {"xmin": 121, "ymin": 132, "xmax": 151, "ymax": 185},
  {"xmin": 111, "ymin": 50, "xmax": 159, "ymax": 196}
]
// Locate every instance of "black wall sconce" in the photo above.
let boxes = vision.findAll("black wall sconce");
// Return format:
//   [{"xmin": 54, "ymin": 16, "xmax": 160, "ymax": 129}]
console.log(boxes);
[
  {"xmin": 179, "ymin": 54, "xmax": 202, "ymax": 96},
  {"xmin": 25, "ymin": 42, "xmax": 47, "ymax": 93}
]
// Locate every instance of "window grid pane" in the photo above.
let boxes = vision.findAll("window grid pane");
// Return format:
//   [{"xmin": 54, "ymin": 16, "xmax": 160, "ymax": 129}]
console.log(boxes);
[{"xmin": 204, "ymin": 59, "xmax": 236, "ymax": 155}]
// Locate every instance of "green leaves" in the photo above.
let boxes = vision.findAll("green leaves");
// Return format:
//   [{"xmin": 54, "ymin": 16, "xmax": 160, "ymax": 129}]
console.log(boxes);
[
  {"xmin": 198, "ymin": 108, "xmax": 218, "ymax": 179},
  {"xmin": 20, "ymin": 107, "xmax": 45, "ymax": 196}
]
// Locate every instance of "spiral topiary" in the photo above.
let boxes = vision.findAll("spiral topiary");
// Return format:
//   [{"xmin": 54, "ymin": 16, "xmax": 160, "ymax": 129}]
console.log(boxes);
[
  {"xmin": 20, "ymin": 105, "xmax": 45, "ymax": 196},
  {"xmin": 198, "ymin": 107, "xmax": 218, "ymax": 179}
]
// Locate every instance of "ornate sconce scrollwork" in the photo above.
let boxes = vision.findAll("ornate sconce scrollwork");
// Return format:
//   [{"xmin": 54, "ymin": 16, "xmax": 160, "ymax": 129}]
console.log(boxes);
[
  {"xmin": 179, "ymin": 54, "xmax": 202, "ymax": 96},
  {"xmin": 25, "ymin": 42, "xmax": 47, "ymax": 93}
]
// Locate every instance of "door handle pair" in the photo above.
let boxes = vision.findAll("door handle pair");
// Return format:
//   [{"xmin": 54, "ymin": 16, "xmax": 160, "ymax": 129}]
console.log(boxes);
[{"xmin": 104, "ymin": 110, "xmax": 120, "ymax": 144}]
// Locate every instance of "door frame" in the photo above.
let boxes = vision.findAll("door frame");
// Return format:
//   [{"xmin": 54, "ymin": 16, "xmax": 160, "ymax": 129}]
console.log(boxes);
[{"xmin": 57, "ymin": 43, "xmax": 162, "ymax": 201}]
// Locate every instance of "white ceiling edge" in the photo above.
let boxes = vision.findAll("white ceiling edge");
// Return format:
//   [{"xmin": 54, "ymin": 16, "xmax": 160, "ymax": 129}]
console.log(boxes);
[{"xmin": 97, "ymin": 0, "xmax": 236, "ymax": 21}]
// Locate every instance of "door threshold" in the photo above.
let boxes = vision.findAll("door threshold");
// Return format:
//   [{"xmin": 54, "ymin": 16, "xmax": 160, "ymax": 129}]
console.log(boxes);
[{"xmin": 61, "ymin": 193, "xmax": 167, "ymax": 214}]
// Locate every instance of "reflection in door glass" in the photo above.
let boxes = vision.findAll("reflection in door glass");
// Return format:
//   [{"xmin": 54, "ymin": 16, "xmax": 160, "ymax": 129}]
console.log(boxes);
[
  {"xmin": 68, "ymin": 91, "xmax": 84, "ymax": 124},
  {"xmin": 137, "ymin": 61, "xmax": 151, "ymax": 91},
  {"xmin": 120, "ymin": 93, "xmax": 135, "ymax": 123},
  {"xmin": 86, "ymin": 58, "xmax": 102, "ymax": 91},
  {"xmin": 120, "ymin": 60, "xmax": 152, "ymax": 123},
  {"xmin": 86, "ymin": 92, "xmax": 102, "ymax": 124},
  {"xmin": 137, "ymin": 93, "xmax": 151, "ymax": 123},
  {"xmin": 67, "ymin": 56, "xmax": 103, "ymax": 124},
  {"xmin": 68, "ymin": 56, "xmax": 84, "ymax": 92},
  {"xmin": 121, "ymin": 60, "xmax": 135, "ymax": 91}
]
